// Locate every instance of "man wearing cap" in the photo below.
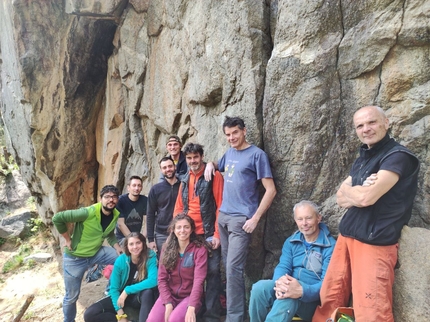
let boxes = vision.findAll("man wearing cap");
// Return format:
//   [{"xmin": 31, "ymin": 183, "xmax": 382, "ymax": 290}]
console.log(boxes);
[
  {"xmin": 166, "ymin": 135, "xmax": 188, "ymax": 179},
  {"xmin": 52, "ymin": 185, "xmax": 123, "ymax": 322}
]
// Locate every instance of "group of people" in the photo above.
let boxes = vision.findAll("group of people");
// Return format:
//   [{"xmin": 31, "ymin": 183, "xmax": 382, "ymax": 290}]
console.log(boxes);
[{"xmin": 53, "ymin": 106, "xmax": 419, "ymax": 322}]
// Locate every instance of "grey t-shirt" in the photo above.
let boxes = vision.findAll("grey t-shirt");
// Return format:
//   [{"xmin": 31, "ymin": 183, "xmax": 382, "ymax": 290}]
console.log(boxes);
[{"xmin": 218, "ymin": 145, "xmax": 273, "ymax": 218}]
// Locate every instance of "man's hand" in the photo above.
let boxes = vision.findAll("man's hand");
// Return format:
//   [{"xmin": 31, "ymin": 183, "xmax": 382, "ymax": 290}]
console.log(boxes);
[
  {"xmin": 113, "ymin": 243, "xmax": 123, "ymax": 256},
  {"xmin": 117, "ymin": 290, "xmax": 128, "ymax": 309},
  {"xmin": 164, "ymin": 303, "xmax": 173, "ymax": 322},
  {"xmin": 148, "ymin": 241, "xmax": 157, "ymax": 253},
  {"xmin": 211, "ymin": 237, "xmax": 220, "ymax": 249},
  {"xmin": 242, "ymin": 217, "xmax": 259, "ymax": 234},
  {"xmin": 64, "ymin": 239, "xmax": 72, "ymax": 251},
  {"xmin": 204, "ymin": 162, "xmax": 216, "ymax": 181},
  {"xmin": 274, "ymin": 275, "xmax": 303, "ymax": 300},
  {"xmin": 362, "ymin": 173, "xmax": 377, "ymax": 186},
  {"xmin": 61, "ymin": 232, "xmax": 72, "ymax": 251},
  {"xmin": 337, "ymin": 170, "xmax": 399, "ymax": 208}
]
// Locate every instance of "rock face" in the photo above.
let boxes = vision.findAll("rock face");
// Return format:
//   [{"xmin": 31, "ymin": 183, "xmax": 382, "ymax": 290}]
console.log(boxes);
[
  {"xmin": 1, "ymin": 0, "xmax": 429, "ymax": 316},
  {"xmin": 394, "ymin": 226, "xmax": 430, "ymax": 320},
  {"xmin": 0, "ymin": 170, "xmax": 31, "ymax": 215},
  {"xmin": 0, "ymin": 211, "xmax": 32, "ymax": 238}
]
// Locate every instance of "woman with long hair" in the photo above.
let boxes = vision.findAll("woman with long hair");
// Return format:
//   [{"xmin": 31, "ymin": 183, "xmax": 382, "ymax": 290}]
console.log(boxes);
[
  {"xmin": 84, "ymin": 232, "xmax": 158, "ymax": 322},
  {"xmin": 147, "ymin": 213, "xmax": 208, "ymax": 322}
]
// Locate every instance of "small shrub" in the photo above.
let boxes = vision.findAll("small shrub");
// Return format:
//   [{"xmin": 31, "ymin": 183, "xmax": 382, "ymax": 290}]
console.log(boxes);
[
  {"xmin": 2, "ymin": 255, "xmax": 23, "ymax": 273},
  {"xmin": 0, "ymin": 154, "xmax": 19, "ymax": 177},
  {"xmin": 0, "ymin": 237, "xmax": 6, "ymax": 246},
  {"xmin": 26, "ymin": 196, "xmax": 37, "ymax": 211},
  {"xmin": 25, "ymin": 259, "xmax": 36, "ymax": 269},
  {"xmin": 19, "ymin": 243, "xmax": 31, "ymax": 255},
  {"xmin": 24, "ymin": 311, "xmax": 35, "ymax": 320},
  {"xmin": 29, "ymin": 217, "xmax": 46, "ymax": 235},
  {"xmin": 2, "ymin": 241, "xmax": 33, "ymax": 273}
]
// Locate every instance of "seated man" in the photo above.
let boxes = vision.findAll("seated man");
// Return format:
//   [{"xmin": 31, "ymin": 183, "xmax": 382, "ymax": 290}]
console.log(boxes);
[{"xmin": 249, "ymin": 200, "xmax": 336, "ymax": 322}]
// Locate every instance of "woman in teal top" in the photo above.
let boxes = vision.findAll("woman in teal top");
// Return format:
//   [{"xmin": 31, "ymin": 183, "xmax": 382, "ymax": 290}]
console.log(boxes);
[{"xmin": 84, "ymin": 233, "xmax": 158, "ymax": 322}]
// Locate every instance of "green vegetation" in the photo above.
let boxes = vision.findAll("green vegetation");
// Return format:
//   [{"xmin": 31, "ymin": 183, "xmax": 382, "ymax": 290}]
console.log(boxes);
[
  {"xmin": 2, "ymin": 241, "xmax": 35, "ymax": 273},
  {"xmin": 0, "ymin": 154, "xmax": 18, "ymax": 176},
  {"xmin": 29, "ymin": 217, "xmax": 45, "ymax": 235},
  {"xmin": 26, "ymin": 196, "xmax": 37, "ymax": 211},
  {"xmin": 24, "ymin": 311, "xmax": 36, "ymax": 320},
  {"xmin": 1, "ymin": 216, "xmax": 50, "ymax": 274},
  {"xmin": 2, "ymin": 255, "xmax": 24, "ymax": 273}
]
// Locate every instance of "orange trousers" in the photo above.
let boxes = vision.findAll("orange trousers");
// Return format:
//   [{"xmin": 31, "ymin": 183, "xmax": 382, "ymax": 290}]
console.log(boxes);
[{"xmin": 312, "ymin": 234, "xmax": 398, "ymax": 322}]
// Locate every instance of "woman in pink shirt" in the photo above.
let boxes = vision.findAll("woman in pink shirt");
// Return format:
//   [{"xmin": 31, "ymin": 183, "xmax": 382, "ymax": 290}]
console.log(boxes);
[{"xmin": 147, "ymin": 213, "xmax": 208, "ymax": 322}]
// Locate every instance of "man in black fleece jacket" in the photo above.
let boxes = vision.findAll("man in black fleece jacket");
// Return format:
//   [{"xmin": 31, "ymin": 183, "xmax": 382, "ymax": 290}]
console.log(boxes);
[{"xmin": 147, "ymin": 156, "xmax": 181, "ymax": 256}]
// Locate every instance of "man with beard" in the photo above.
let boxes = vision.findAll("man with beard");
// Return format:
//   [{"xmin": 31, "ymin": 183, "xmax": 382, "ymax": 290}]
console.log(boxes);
[
  {"xmin": 174, "ymin": 143, "xmax": 224, "ymax": 322},
  {"xmin": 53, "ymin": 185, "xmax": 123, "ymax": 322},
  {"xmin": 166, "ymin": 135, "xmax": 188, "ymax": 178},
  {"xmin": 115, "ymin": 175, "xmax": 148, "ymax": 245},
  {"xmin": 147, "ymin": 157, "xmax": 181, "ymax": 255}
]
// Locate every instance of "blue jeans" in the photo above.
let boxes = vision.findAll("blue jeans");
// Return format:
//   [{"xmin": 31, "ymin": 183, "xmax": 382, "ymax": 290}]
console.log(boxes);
[
  {"xmin": 249, "ymin": 280, "xmax": 319, "ymax": 322},
  {"xmin": 218, "ymin": 212, "xmax": 251, "ymax": 322},
  {"xmin": 155, "ymin": 232, "xmax": 169, "ymax": 258},
  {"xmin": 62, "ymin": 246, "xmax": 118, "ymax": 322}
]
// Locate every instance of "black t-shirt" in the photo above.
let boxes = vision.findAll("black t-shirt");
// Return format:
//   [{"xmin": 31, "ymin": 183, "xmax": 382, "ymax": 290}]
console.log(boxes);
[
  {"xmin": 126, "ymin": 261, "xmax": 138, "ymax": 286},
  {"xmin": 100, "ymin": 210, "xmax": 113, "ymax": 232},
  {"xmin": 115, "ymin": 194, "xmax": 148, "ymax": 240},
  {"xmin": 378, "ymin": 151, "xmax": 415, "ymax": 178}
]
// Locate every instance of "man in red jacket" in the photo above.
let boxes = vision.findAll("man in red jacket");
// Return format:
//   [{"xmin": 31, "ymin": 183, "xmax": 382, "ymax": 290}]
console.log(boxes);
[{"xmin": 174, "ymin": 142, "xmax": 224, "ymax": 322}]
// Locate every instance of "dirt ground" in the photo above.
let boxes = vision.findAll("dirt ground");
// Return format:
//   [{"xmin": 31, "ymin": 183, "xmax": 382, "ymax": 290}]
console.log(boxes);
[{"xmin": 0, "ymin": 231, "xmax": 109, "ymax": 322}]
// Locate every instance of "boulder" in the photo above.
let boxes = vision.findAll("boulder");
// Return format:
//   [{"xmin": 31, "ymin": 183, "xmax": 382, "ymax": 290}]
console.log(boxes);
[
  {"xmin": 24, "ymin": 253, "xmax": 53, "ymax": 263},
  {"xmin": 0, "ymin": 211, "xmax": 32, "ymax": 238},
  {"xmin": 65, "ymin": 0, "xmax": 128, "ymax": 17},
  {"xmin": 393, "ymin": 226, "xmax": 430, "ymax": 321},
  {"xmin": 0, "ymin": 170, "xmax": 32, "ymax": 215}
]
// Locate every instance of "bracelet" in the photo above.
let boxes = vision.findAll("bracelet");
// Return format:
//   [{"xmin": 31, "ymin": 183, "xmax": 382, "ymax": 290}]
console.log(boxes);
[{"xmin": 116, "ymin": 313, "xmax": 127, "ymax": 320}]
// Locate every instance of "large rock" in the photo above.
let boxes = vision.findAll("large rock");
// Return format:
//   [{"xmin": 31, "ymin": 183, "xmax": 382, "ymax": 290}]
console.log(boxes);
[
  {"xmin": 393, "ymin": 226, "xmax": 430, "ymax": 321},
  {"xmin": 0, "ymin": 0, "xmax": 429, "ymax": 302},
  {"xmin": 0, "ymin": 170, "xmax": 31, "ymax": 215},
  {"xmin": 0, "ymin": 211, "xmax": 32, "ymax": 238},
  {"xmin": 65, "ymin": 0, "xmax": 128, "ymax": 17}
]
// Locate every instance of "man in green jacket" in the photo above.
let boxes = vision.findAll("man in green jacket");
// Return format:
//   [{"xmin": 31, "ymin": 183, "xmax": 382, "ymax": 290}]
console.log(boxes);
[{"xmin": 53, "ymin": 185, "xmax": 123, "ymax": 322}]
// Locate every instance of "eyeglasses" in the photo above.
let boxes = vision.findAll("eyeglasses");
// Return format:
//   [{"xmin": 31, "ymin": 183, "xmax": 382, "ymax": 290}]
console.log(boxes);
[{"xmin": 103, "ymin": 194, "xmax": 118, "ymax": 200}]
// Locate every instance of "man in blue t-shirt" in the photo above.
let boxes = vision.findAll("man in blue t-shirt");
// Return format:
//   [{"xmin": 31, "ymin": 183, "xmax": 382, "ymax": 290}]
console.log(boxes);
[
  {"xmin": 205, "ymin": 116, "xmax": 277, "ymax": 322},
  {"xmin": 115, "ymin": 176, "xmax": 148, "ymax": 245}
]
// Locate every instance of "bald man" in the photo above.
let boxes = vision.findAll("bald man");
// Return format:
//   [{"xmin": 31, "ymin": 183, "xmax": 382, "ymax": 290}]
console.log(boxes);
[{"xmin": 312, "ymin": 106, "xmax": 420, "ymax": 322}]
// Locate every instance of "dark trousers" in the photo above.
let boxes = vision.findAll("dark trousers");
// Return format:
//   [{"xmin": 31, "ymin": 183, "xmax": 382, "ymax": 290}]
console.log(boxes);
[
  {"xmin": 84, "ymin": 288, "xmax": 156, "ymax": 322},
  {"xmin": 203, "ymin": 247, "xmax": 222, "ymax": 322}
]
